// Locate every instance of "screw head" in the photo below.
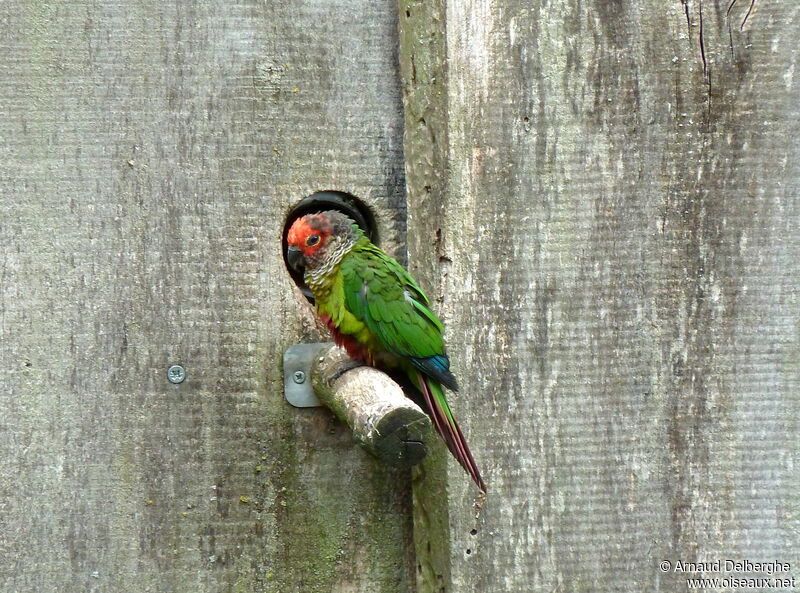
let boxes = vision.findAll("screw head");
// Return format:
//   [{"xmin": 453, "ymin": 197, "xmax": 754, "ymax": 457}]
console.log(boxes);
[
  {"xmin": 167, "ymin": 364, "xmax": 186, "ymax": 384},
  {"xmin": 292, "ymin": 370, "xmax": 306, "ymax": 384}
]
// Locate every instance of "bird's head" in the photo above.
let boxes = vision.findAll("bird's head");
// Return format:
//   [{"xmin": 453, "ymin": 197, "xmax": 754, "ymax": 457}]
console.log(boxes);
[{"xmin": 286, "ymin": 210, "xmax": 362, "ymax": 273}]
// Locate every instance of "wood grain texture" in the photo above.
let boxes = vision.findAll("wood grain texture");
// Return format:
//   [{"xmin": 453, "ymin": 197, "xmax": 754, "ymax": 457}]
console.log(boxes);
[
  {"xmin": 0, "ymin": 1, "xmax": 411, "ymax": 592},
  {"xmin": 400, "ymin": 1, "xmax": 799, "ymax": 591}
]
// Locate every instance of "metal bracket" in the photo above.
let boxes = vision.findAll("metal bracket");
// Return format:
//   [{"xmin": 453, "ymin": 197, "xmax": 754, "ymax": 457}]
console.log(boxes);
[{"xmin": 283, "ymin": 343, "xmax": 327, "ymax": 407}]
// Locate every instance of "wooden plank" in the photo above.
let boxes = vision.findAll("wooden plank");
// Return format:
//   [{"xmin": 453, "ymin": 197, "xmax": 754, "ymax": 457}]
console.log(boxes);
[
  {"xmin": 0, "ymin": 1, "xmax": 412, "ymax": 592},
  {"xmin": 400, "ymin": 1, "xmax": 800, "ymax": 591}
]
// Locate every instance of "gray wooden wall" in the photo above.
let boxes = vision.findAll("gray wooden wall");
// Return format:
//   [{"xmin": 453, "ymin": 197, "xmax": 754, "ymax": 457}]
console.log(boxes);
[
  {"xmin": 0, "ymin": 1, "xmax": 412, "ymax": 592},
  {"xmin": 401, "ymin": 1, "xmax": 800, "ymax": 592},
  {"xmin": 1, "ymin": 1, "xmax": 798, "ymax": 593}
]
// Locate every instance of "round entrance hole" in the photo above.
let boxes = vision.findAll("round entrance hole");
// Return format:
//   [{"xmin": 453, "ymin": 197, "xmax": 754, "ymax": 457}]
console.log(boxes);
[{"xmin": 282, "ymin": 191, "xmax": 377, "ymax": 303}]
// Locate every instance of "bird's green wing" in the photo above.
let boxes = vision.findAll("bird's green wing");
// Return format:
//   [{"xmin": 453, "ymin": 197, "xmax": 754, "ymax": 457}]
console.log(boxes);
[{"xmin": 340, "ymin": 241, "xmax": 444, "ymax": 361}]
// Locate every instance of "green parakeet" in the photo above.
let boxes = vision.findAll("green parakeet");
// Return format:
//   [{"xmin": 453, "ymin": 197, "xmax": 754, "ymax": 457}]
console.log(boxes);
[{"xmin": 287, "ymin": 210, "xmax": 485, "ymax": 492}]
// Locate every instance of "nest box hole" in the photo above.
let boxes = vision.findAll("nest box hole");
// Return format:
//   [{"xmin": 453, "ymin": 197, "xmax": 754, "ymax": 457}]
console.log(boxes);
[{"xmin": 283, "ymin": 191, "xmax": 377, "ymax": 303}]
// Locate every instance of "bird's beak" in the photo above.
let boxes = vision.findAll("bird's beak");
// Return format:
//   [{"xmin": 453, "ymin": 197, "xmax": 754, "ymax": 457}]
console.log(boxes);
[{"xmin": 287, "ymin": 245, "xmax": 306, "ymax": 272}]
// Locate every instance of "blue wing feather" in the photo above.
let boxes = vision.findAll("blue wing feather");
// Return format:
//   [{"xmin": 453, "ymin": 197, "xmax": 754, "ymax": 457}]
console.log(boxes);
[{"xmin": 410, "ymin": 355, "xmax": 458, "ymax": 391}]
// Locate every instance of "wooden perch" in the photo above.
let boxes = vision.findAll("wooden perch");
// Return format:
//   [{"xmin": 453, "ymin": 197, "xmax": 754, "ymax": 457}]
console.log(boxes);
[{"xmin": 310, "ymin": 344, "xmax": 432, "ymax": 468}]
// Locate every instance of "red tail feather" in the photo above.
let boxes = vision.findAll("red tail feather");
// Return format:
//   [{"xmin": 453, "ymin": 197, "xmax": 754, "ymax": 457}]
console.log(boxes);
[{"xmin": 417, "ymin": 372, "xmax": 486, "ymax": 492}]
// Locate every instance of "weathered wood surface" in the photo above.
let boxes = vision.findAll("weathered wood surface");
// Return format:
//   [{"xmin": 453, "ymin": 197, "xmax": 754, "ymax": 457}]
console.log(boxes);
[
  {"xmin": 400, "ymin": 1, "xmax": 799, "ymax": 592},
  {"xmin": 0, "ymin": 2, "xmax": 412, "ymax": 593},
  {"xmin": 310, "ymin": 343, "xmax": 432, "ymax": 467}
]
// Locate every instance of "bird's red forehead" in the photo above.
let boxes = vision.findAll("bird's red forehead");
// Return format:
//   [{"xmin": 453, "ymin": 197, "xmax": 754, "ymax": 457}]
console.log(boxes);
[
  {"xmin": 288, "ymin": 214, "xmax": 334, "ymax": 244},
  {"xmin": 287, "ymin": 217, "xmax": 314, "ymax": 246}
]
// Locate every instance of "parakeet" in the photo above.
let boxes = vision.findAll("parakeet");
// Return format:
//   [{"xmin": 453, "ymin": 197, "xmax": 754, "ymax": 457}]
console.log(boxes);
[{"xmin": 286, "ymin": 210, "xmax": 485, "ymax": 492}]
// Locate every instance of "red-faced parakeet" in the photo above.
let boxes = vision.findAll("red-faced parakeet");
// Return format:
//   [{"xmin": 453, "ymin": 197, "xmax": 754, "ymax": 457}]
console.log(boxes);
[{"xmin": 287, "ymin": 210, "xmax": 485, "ymax": 492}]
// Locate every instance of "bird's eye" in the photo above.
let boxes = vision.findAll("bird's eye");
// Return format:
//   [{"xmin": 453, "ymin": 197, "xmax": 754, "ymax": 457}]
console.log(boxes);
[{"xmin": 306, "ymin": 234, "xmax": 320, "ymax": 247}]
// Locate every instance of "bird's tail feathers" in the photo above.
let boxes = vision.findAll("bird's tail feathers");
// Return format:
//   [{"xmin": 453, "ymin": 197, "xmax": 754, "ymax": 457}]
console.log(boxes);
[{"xmin": 416, "ymin": 372, "xmax": 486, "ymax": 493}]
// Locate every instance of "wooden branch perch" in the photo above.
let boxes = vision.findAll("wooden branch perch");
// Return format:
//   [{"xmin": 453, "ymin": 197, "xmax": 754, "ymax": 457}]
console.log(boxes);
[{"xmin": 310, "ymin": 344, "xmax": 432, "ymax": 468}]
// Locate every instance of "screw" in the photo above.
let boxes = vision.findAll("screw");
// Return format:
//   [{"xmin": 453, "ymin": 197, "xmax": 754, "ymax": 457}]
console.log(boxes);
[
  {"xmin": 167, "ymin": 364, "xmax": 186, "ymax": 384},
  {"xmin": 292, "ymin": 370, "xmax": 306, "ymax": 384}
]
